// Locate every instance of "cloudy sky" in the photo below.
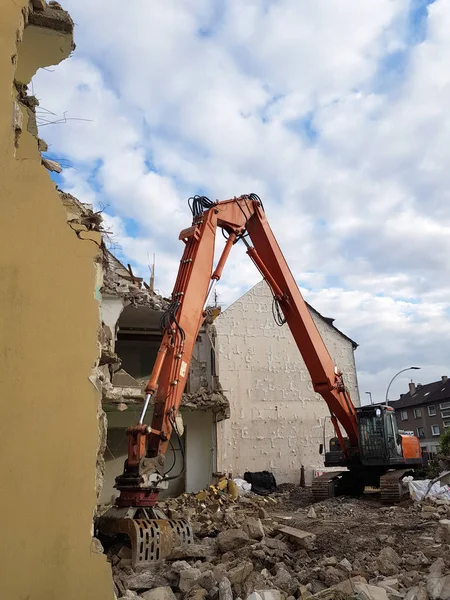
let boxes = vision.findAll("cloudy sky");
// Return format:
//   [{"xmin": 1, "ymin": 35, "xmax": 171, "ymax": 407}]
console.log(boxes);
[{"xmin": 33, "ymin": 0, "xmax": 449, "ymax": 404}]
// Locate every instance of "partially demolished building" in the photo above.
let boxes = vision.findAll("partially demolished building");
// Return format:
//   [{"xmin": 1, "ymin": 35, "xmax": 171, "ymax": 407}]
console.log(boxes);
[{"xmin": 94, "ymin": 241, "xmax": 230, "ymax": 504}]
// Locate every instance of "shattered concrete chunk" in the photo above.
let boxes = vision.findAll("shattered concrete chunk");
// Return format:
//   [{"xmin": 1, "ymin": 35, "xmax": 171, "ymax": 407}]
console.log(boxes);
[
  {"xmin": 226, "ymin": 561, "xmax": 254, "ymax": 585},
  {"xmin": 171, "ymin": 560, "xmax": 193, "ymax": 573},
  {"xmin": 217, "ymin": 529, "xmax": 250, "ymax": 553},
  {"xmin": 377, "ymin": 579, "xmax": 400, "ymax": 591},
  {"xmin": 253, "ymin": 591, "xmax": 282, "ymax": 600},
  {"xmin": 141, "ymin": 588, "xmax": 177, "ymax": 600},
  {"xmin": 245, "ymin": 517, "xmax": 265, "ymax": 541},
  {"xmin": 186, "ymin": 586, "xmax": 208, "ymax": 600},
  {"xmin": 179, "ymin": 568, "xmax": 202, "ymax": 593},
  {"xmin": 198, "ymin": 570, "xmax": 216, "ymax": 591},
  {"xmin": 339, "ymin": 558, "xmax": 352, "ymax": 572},
  {"xmin": 405, "ymin": 585, "xmax": 429, "ymax": 600},
  {"xmin": 218, "ymin": 578, "xmax": 233, "ymax": 600},
  {"xmin": 355, "ymin": 582, "xmax": 390, "ymax": 600},
  {"xmin": 277, "ymin": 525, "xmax": 316, "ymax": 549},
  {"xmin": 311, "ymin": 576, "xmax": 368, "ymax": 599},
  {"xmin": 42, "ymin": 157, "xmax": 62, "ymax": 173},
  {"xmin": 307, "ymin": 507, "xmax": 317, "ymax": 519},
  {"xmin": 272, "ymin": 567, "xmax": 298, "ymax": 596},
  {"xmin": 124, "ymin": 572, "xmax": 156, "ymax": 591},
  {"xmin": 377, "ymin": 547, "xmax": 402, "ymax": 576}
]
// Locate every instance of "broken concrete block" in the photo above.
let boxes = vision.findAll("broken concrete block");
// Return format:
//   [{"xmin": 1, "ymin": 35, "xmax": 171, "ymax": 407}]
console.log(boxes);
[
  {"xmin": 124, "ymin": 573, "xmax": 156, "ymax": 590},
  {"xmin": 219, "ymin": 577, "xmax": 233, "ymax": 600},
  {"xmin": 355, "ymin": 582, "xmax": 390, "ymax": 600},
  {"xmin": 405, "ymin": 584, "xmax": 428, "ymax": 600},
  {"xmin": 378, "ymin": 579, "xmax": 400, "ymax": 591},
  {"xmin": 264, "ymin": 538, "xmax": 289, "ymax": 552},
  {"xmin": 430, "ymin": 559, "xmax": 445, "ymax": 576},
  {"xmin": 427, "ymin": 574, "xmax": 450, "ymax": 600},
  {"xmin": 377, "ymin": 547, "xmax": 402, "ymax": 576},
  {"xmin": 245, "ymin": 517, "xmax": 265, "ymax": 540},
  {"xmin": 172, "ymin": 560, "xmax": 193, "ymax": 573},
  {"xmin": 307, "ymin": 507, "xmax": 317, "ymax": 519},
  {"xmin": 254, "ymin": 591, "xmax": 282, "ymax": 600},
  {"xmin": 141, "ymin": 588, "xmax": 177, "ymax": 600},
  {"xmin": 277, "ymin": 525, "xmax": 316, "ymax": 549},
  {"xmin": 311, "ymin": 575, "xmax": 367, "ymax": 599},
  {"xmin": 42, "ymin": 157, "xmax": 62, "ymax": 173},
  {"xmin": 339, "ymin": 558, "xmax": 352, "ymax": 572},
  {"xmin": 217, "ymin": 529, "xmax": 250, "ymax": 552},
  {"xmin": 199, "ymin": 570, "xmax": 216, "ymax": 591},
  {"xmin": 170, "ymin": 543, "xmax": 216, "ymax": 560},
  {"xmin": 321, "ymin": 557, "xmax": 338, "ymax": 567},
  {"xmin": 272, "ymin": 568, "xmax": 298, "ymax": 596},
  {"xmin": 381, "ymin": 587, "xmax": 404, "ymax": 600},
  {"xmin": 179, "ymin": 568, "xmax": 202, "ymax": 593},
  {"xmin": 209, "ymin": 586, "xmax": 219, "ymax": 600},
  {"xmin": 186, "ymin": 586, "xmax": 209, "ymax": 600},
  {"xmin": 227, "ymin": 561, "xmax": 254, "ymax": 585}
]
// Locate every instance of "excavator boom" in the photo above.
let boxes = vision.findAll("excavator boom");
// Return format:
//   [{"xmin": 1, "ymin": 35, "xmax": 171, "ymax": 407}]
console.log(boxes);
[
  {"xmin": 115, "ymin": 194, "xmax": 359, "ymax": 509},
  {"xmin": 102, "ymin": 194, "xmax": 421, "ymax": 566}
]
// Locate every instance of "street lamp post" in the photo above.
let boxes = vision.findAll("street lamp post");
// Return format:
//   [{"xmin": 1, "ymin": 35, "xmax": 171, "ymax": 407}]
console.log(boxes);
[
  {"xmin": 385, "ymin": 367, "xmax": 421, "ymax": 406},
  {"xmin": 365, "ymin": 391, "xmax": 373, "ymax": 405}
]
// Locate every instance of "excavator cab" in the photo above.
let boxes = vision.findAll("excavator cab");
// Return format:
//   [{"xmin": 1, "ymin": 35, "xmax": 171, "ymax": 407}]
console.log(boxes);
[{"xmin": 357, "ymin": 405, "xmax": 404, "ymax": 465}]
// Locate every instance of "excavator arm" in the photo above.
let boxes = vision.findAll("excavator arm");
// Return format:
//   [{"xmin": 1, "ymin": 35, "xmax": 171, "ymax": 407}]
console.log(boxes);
[{"xmin": 115, "ymin": 194, "xmax": 358, "ymax": 507}]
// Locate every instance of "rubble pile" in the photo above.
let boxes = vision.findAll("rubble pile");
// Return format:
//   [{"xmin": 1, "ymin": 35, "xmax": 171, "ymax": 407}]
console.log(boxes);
[{"xmin": 109, "ymin": 492, "xmax": 450, "ymax": 600}]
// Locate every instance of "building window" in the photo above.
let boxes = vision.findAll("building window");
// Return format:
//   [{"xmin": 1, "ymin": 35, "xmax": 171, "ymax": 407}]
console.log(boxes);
[
  {"xmin": 413, "ymin": 408, "xmax": 422, "ymax": 419},
  {"xmin": 428, "ymin": 405, "xmax": 436, "ymax": 416},
  {"xmin": 443, "ymin": 420, "xmax": 450, "ymax": 429},
  {"xmin": 440, "ymin": 402, "xmax": 450, "ymax": 410},
  {"xmin": 441, "ymin": 409, "xmax": 450, "ymax": 419},
  {"xmin": 400, "ymin": 410, "xmax": 408, "ymax": 421},
  {"xmin": 432, "ymin": 425, "xmax": 440, "ymax": 437},
  {"xmin": 417, "ymin": 427, "xmax": 425, "ymax": 438}
]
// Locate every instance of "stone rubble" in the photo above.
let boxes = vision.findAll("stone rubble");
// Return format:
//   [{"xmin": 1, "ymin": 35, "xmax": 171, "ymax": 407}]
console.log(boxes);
[{"xmin": 106, "ymin": 491, "xmax": 450, "ymax": 600}]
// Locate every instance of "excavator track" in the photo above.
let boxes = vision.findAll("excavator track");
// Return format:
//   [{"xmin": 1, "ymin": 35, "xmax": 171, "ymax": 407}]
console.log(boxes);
[
  {"xmin": 312, "ymin": 471, "xmax": 345, "ymax": 501},
  {"xmin": 380, "ymin": 469, "xmax": 413, "ymax": 504}
]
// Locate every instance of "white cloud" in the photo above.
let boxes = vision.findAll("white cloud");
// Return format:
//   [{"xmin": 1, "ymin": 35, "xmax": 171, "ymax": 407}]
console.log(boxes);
[{"xmin": 31, "ymin": 0, "xmax": 450, "ymax": 404}]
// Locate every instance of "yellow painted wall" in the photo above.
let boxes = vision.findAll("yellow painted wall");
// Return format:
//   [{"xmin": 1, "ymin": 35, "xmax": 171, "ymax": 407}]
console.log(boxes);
[{"xmin": 0, "ymin": 3, "xmax": 113, "ymax": 599}]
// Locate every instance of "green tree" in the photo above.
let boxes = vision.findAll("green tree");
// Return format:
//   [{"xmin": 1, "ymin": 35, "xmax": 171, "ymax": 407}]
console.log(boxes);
[{"xmin": 439, "ymin": 428, "xmax": 450, "ymax": 456}]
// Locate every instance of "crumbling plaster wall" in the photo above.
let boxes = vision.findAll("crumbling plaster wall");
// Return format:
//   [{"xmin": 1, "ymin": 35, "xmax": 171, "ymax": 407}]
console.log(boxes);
[
  {"xmin": 215, "ymin": 280, "xmax": 360, "ymax": 485},
  {"xmin": 0, "ymin": 3, "xmax": 112, "ymax": 599}
]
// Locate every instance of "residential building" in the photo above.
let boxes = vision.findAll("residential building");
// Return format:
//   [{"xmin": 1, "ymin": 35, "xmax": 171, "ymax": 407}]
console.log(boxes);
[
  {"xmin": 215, "ymin": 280, "xmax": 360, "ymax": 485},
  {"xmin": 390, "ymin": 377, "xmax": 450, "ymax": 456}
]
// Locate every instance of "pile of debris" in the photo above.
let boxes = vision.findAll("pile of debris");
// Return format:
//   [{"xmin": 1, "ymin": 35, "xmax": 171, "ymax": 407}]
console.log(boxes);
[
  {"xmin": 102, "ymin": 479, "xmax": 450, "ymax": 600},
  {"xmin": 105, "ymin": 491, "xmax": 450, "ymax": 600}
]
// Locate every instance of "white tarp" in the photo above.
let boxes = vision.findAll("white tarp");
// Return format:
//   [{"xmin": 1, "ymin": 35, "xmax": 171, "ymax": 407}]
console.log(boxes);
[
  {"xmin": 408, "ymin": 473, "xmax": 450, "ymax": 502},
  {"xmin": 233, "ymin": 478, "xmax": 252, "ymax": 495}
]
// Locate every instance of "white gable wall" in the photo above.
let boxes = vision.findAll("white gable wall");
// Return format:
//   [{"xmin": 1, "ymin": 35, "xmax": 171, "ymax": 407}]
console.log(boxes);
[{"xmin": 215, "ymin": 280, "xmax": 360, "ymax": 485}]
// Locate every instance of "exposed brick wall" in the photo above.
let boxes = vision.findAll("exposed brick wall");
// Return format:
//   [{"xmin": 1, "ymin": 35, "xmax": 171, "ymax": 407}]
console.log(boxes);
[{"xmin": 215, "ymin": 280, "xmax": 360, "ymax": 485}]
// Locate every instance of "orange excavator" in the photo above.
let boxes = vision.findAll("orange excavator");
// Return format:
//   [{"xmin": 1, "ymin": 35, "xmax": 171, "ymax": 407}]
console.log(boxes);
[{"xmin": 100, "ymin": 194, "xmax": 422, "ymax": 566}]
